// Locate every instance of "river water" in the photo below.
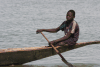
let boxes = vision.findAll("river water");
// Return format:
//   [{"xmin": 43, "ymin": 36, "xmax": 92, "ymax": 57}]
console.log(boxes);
[{"xmin": 0, "ymin": 0, "xmax": 100, "ymax": 67}]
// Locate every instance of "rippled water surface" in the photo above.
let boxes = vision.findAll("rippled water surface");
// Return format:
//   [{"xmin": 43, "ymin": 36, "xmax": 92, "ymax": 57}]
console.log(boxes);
[{"xmin": 0, "ymin": 0, "xmax": 100, "ymax": 67}]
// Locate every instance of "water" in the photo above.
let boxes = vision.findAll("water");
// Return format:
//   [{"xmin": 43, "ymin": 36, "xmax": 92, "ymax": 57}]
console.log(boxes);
[{"xmin": 0, "ymin": 0, "xmax": 100, "ymax": 67}]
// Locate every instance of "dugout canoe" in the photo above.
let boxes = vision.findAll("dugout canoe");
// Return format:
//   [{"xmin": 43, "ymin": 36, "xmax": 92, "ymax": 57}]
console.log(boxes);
[{"xmin": 0, "ymin": 41, "xmax": 100, "ymax": 66}]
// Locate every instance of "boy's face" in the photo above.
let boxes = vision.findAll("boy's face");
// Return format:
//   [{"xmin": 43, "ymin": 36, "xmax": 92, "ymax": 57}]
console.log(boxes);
[{"xmin": 66, "ymin": 12, "xmax": 75, "ymax": 21}]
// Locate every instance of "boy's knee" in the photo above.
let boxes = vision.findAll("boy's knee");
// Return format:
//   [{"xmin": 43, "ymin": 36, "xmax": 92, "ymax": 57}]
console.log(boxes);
[{"xmin": 58, "ymin": 42, "xmax": 65, "ymax": 46}]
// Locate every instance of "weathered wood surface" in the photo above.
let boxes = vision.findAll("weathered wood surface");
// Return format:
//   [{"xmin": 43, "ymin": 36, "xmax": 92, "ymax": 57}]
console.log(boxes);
[{"xmin": 0, "ymin": 41, "xmax": 100, "ymax": 66}]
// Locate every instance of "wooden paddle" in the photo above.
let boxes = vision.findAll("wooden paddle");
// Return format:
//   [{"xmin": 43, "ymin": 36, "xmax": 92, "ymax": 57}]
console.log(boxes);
[{"xmin": 41, "ymin": 32, "xmax": 74, "ymax": 67}]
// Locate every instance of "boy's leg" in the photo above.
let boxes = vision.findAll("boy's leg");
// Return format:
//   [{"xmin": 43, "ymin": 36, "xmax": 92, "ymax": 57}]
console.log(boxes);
[
  {"xmin": 55, "ymin": 41, "xmax": 75, "ymax": 49},
  {"xmin": 54, "ymin": 42, "xmax": 68, "ymax": 46}
]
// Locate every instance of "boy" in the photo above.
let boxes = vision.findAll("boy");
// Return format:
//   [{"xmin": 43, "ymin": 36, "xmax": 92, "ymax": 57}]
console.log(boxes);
[{"xmin": 36, "ymin": 10, "xmax": 79, "ymax": 46}]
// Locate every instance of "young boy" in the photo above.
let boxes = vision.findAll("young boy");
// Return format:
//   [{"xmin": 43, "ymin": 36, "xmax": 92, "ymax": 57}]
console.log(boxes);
[{"xmin": 36, "ymin": 10, "xmax": 79, "ymax": 46}]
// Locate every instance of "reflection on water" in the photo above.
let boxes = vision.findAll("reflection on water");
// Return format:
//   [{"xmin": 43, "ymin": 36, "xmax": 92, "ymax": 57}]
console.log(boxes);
[{"xmin": 1, "ymin": 63, "xmax": 100, "ymax": 67}]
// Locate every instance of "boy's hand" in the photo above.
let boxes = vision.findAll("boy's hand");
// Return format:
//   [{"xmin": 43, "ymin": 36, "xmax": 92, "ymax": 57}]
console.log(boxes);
[
  {"xmin": 36, "ymin": 29, "xmax": 43, "ymax": 34},
  {"xmin": 49, "ymin": 40, "xmax": 57, "ymax": 45}
]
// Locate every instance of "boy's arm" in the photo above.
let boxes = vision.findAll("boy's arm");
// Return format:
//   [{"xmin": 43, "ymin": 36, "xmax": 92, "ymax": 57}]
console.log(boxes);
[
  {"xmin": 36, "ymin": 27, "xmax": 60, "ymax": 33},
  {"xmin": 50, "ymin": 30, "xmax": 72, "ymax": 44},
  {"xmin": 36, "ymin": 22, "xmax": 64, "ymax": 33}
]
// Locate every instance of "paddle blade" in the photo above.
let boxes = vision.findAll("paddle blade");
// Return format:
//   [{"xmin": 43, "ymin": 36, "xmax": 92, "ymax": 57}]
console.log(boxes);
[{"xmin": 62, "ymin": 59, "xmax": 74, "ymax": 67}]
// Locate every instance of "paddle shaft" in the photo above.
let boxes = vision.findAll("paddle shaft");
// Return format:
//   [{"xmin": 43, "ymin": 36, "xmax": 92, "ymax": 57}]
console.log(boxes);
[
  {"xmin": 41, "ymin": 32, "xmax": 59, "ymax": 53},
  {"xmin": 41, "ymin": 32, "xmax": 74, "ymax": 67}
]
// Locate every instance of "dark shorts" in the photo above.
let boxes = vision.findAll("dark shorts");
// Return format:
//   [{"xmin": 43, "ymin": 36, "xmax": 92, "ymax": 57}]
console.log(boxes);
[{"xmin": 55, "ymin": 38, "xmax": 76, "ymax": 46}]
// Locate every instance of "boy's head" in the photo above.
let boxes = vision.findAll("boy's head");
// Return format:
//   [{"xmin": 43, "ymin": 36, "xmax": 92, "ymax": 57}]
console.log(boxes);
[{"xmin": 66, "ymin": 10, "xmax": 75, "ymax": 21}]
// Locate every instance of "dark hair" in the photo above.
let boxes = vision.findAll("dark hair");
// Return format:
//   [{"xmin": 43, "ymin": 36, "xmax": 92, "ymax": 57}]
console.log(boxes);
[{"xmin": 68, "ymin": 10, "xmax": 75, "ymax": 17}]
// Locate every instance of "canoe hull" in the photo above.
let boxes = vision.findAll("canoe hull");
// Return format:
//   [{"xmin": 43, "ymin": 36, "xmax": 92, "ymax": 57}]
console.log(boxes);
[{"xmin": 0, "ymin": 41, "xmax": 100, "ymax": 66}]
